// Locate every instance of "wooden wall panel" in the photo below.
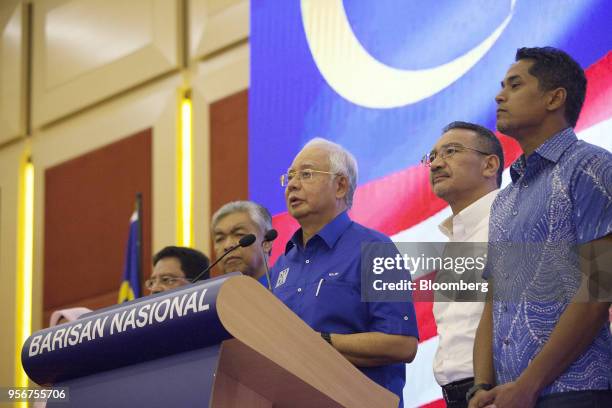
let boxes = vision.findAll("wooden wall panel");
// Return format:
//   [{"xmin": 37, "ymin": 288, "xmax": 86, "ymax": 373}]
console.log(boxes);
[
  {"xmin": 208, "ymin": 90, "xmax": 248, "ymax": 276},
  {"xmin": 210, "ymin": 89, "xmax": 248, "ymax": 216},
  {"xmin": 43, "ymin": 129, "xmax": 152, "ymax": 321}
]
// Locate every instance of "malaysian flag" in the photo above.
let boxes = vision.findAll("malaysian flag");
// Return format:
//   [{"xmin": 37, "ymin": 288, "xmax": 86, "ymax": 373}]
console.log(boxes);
[{"xmin": 118, "ymin": 196, "xmax": 143, "ymax": 303}]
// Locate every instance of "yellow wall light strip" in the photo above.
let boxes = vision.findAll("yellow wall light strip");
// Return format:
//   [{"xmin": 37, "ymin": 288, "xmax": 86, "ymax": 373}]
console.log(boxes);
[
  {"xmin": 15, "ymin": 157, "xmax": 34, "ymax": 391},
  {"xmin": 178, "ymin": 93, "xmax": 193, "ymax": 246}
]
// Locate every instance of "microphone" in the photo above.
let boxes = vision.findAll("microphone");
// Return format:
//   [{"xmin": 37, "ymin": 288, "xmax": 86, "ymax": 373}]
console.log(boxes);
[
  {"xmin": 238, "ymin": 234, "xmax": 257, "ymax": 247},
  {"xmin": 262, "ymin": 229, "xmax": 278, "ymax": 291},
  {"xmin": 190, "ymin": 234, "xmax": 256, "ymax": 283},
  {"xmin": 264, "ymin": 229, "xmax": 278, "ymax": 242}
]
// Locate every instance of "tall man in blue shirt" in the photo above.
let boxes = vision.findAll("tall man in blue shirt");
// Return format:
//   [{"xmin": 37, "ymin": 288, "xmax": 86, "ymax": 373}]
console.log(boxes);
[
  {"xmin": 269, "ymin": 137, "xmax": 419, "ymax": 404},
  {"xmin": 468, "ymin": 47, "xmax": 612, "ymax": 408}
]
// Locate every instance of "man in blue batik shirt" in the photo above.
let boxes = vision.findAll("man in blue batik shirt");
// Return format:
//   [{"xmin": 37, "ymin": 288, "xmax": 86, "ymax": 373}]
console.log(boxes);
[
  {"xmin": 469, "ymin": 47, "xmax": 612, "ymax": 408},
  {"xmin": 269, "ymin": 137, "xmax": 419, "ymax": 404}
]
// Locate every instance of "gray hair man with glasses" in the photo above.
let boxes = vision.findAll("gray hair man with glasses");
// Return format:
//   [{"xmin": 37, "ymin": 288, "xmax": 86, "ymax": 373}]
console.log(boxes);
[
  {"xmin": 270, "ymin": 137, "xmax": 420, "ymax": 405},
  {"xmin": 280, "ymin": 138, "xmax": 358, "ymax": 208},
  {"xmin": 146, "ymin": 246, "xmax": 210, "ymax": 294},
  {"xmin": 424, "ymin": 121, "xmax": 503, "ymax": 408}
]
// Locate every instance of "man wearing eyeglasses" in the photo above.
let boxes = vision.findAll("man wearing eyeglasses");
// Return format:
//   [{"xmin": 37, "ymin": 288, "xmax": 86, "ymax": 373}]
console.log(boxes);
[
  {"xmin": 270, "ymin": 137, "xmax": 419, "ymax": 405},
  {"xmin": 146, "ymin": 246, "xmax": 210, "ymax": 294},
  {"xmin": 424, "ymin": 121, "xmax": 503, "ymax": 408}
]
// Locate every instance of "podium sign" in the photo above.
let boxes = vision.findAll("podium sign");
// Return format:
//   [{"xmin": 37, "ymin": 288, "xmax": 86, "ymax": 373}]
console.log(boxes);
[{"xmin": 23, "ymin": 274, "xmax": 398, "ymax": 407}]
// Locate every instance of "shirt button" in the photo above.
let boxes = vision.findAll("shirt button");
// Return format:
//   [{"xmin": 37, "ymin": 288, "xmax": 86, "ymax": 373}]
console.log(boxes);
[
  {"xmin": 305, "ymin": 260, "xmax": 310, "ymax": 264},
  {"xmin": 503, "ymin": 338, "xmax": 510, "ymax": 345},
  {"xmin": 512, "ymin": 210, "xmax": 518, "ymax": 216},
  {"xmin": 297, "ymin": 288, "xmax": 302, "ymax": 293},
  {"xmin": 523, "ymin": 182, "xmax": 528, "ymax": 188},
  {"xmin": 403, "ymin": 316, "xmax": 409, "ymax": 321}
]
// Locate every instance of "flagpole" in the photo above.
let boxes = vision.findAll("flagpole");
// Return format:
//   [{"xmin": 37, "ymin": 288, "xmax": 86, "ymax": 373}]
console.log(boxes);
[{"xmin": 136, "ymin": 192, "xmax": 143, "ymax": 297}]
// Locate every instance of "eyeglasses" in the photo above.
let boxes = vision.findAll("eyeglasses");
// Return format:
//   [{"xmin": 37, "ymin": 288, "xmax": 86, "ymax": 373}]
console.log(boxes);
[
  {"xmin": 280, "ymin": 169, "xmax": 338, "ymax": 187},
  {"xmin": 421, "ymin": 144, "xmax": 492, "ymax": 167},
  {"xmin": 144, "ymin": 275, "xmax": 189, "ymax": 289}
]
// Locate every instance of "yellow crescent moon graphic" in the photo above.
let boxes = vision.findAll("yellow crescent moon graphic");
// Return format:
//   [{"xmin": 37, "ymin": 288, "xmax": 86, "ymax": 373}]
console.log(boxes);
[{"xmin": 301, "ymin": 0, "xmax": 517, "ymax": 108}]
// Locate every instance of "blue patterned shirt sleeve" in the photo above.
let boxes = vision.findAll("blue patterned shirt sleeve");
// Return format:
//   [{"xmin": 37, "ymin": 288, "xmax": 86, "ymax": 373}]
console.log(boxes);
[{"xmin": 571, "ymin": 146, "xmax": 612, "ymax": 244}]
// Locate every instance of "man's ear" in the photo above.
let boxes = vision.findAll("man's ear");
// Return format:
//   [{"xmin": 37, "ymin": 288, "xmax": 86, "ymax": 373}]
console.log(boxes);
[
  {"xmin": 335, "ymin": 174, "xmax": 349, "ymax": 201},
  {"xmin": 482, "ymin": 154, "xmax": 500, "ymax": 180},
  {"xmin": 546, "ymin": 87, "xmax": 567, "ymax": 113}
]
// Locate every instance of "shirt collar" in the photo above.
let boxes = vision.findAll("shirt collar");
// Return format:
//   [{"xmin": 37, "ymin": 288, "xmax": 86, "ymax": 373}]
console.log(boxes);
[
  {"xmin": 534, "ymin": 127, "xmax": 577, "ymax": 162},
  {"xmin": 285, "ymin": 211, "xmax": 352, "ymax": 253},
  {"xmin": 438, "ymin": 189, "xmax": 499, "ymax": 240},
  {"xmin": 510, "ymin": 127, "xmax": 577, "ymax": 182}
]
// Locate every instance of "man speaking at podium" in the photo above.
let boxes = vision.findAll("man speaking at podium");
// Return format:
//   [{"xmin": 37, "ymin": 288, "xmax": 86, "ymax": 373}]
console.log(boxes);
[{"xmin": 269, "ymin": 138, "xmax": 419, "ymax": 404}]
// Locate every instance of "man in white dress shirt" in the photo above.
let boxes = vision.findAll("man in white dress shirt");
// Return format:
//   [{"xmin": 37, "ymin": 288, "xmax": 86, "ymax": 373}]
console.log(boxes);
[{"xmin": 423, "ymin": 121, "xmax": 504, "ymax": 408}]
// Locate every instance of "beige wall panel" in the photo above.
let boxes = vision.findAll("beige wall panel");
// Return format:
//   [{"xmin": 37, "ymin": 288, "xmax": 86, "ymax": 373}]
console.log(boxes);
[
  {"xmin": 196, "ymin": 43, "xmax": 249, "ymax": 104},
  {"xmin": 0, "ymin": 140, "xmax": 26, "ymax": 388},
  {"xmin": 189, "ymin": 0, "xmax": 248, "ymax": 61},
  {"xmin": 30, "ymin": 74, "xmax": 182, "ymax": 331},
  {"xmin": 191, "ymin": 42, "xmax": 248, "ymax": 251},
  {"xmin": 0, "ymin": 1, "xmax": 25, "ymax": 143},
  {"xmin": 31, "ymin": 0, "xmax": 179, "ymax": 127}
]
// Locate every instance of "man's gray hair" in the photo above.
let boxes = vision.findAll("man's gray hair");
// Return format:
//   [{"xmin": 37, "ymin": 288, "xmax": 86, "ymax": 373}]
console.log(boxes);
[
  {"xmin": 302, "ymin": 137, "xmax": 358, "ymax": 208},
  {"xmin": 211, "ymin": 201, "xmax": 273, "ymax": 235}
]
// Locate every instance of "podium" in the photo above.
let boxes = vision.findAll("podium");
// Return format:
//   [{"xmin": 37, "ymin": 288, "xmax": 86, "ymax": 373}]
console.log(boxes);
[{"xmin": 22, "ymin": 274, "xmax": 399, "ymax": 407}]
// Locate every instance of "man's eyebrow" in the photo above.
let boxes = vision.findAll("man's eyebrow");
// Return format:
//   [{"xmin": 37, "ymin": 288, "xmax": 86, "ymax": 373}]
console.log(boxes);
[
  {"xmin": 214, "ymin": 224, "xmax": 248, "ymax": 235},
  {"xmin": 440, "ymin": 143, "xmax": 462, "ymax": 149},
  {"xmin": 230, "ymin": 224, "xmax": 248, "ymax": 233},
  {"xmin": 501, "ymin": 74, "xmax": 521, "ymax": 87},
  {"xmin": 430, "ymin": 143, "xmax": 454, "ymax": 154}
]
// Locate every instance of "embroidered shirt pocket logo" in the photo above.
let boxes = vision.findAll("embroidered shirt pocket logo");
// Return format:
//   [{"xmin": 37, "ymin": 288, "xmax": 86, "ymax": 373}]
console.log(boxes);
[{"xmin": 275, "ymin": 268, "xmax": 290, "ymax": 288}]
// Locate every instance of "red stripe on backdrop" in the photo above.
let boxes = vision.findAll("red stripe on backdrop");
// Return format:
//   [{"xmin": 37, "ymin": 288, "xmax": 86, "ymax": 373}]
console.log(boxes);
[
  {"xmin": 576, "ymin": 52, "xmax": 612, "ymax": 132},
  {"xmin": 350, "ymin": 165, "xmax": 447, "ymax": 236},
  {"xmin": 413, "ymin": 271, "xmax": 438, "ymax": 342},
  {"xmin": 420, "ymin": 399, "xmax": 446, "ymax": 408},
  {"xmin": 414, "ymin": 301, "xmax": 436, "ymax": 343}
]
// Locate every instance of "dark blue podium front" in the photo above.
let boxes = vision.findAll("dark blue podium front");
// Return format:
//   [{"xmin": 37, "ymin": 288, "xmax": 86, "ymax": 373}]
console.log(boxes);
[
  {"xmin": 23, "ymin": 274, "xmax": 235, "ymax": 408},
  {"xmin": 48, "ymin": 345, "xmax": 221, "ymax": 407}
]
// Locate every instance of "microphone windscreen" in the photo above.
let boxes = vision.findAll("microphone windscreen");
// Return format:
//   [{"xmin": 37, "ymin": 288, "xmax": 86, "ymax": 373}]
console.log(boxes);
[
  {"xmin": 239, "ymin": 234, "xmax": 256, "ymax": 247},
  {"xmin": 264, "ymin": 229, "xmax": 278, "ymax": 242}
]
